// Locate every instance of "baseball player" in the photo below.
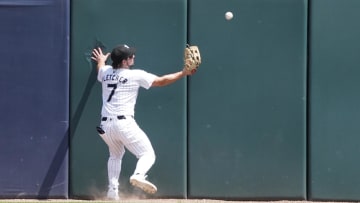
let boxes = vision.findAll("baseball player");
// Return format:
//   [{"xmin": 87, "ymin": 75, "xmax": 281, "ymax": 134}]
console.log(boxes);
[{"xmin": 91, "ymin": 44, "xmax": 196, "ymax": 200}]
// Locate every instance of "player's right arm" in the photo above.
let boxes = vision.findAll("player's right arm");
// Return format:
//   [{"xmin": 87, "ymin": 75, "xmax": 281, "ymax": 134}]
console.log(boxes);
[{"xmin": 91, "ymin": 47, "xmax": 110, "ymax": 73}]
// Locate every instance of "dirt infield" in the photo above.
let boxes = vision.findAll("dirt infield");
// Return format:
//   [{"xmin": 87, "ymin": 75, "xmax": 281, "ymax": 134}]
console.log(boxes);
[{"xmin": 0, "ymin": 200, "xmax": 355, "ymax": 203}]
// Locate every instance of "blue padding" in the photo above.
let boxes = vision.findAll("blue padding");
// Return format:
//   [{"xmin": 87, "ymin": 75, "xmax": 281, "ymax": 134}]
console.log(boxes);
[
  {"xmin": 0, "ymin": 0, "xmax": 69, "ymax": 198},
  {"xmin": 0, "ymin": 0, "xmax": 52, "ymax": 6}
]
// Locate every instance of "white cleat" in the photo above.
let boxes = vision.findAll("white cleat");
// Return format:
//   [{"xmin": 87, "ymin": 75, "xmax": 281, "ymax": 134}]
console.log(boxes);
[
  {"xmin": 106, "ymin": 187, "xmax": 119, "ymax": 200},
  {"xmin": 130, "ymin": 174, "xmax": 157, "ymax": 194}
]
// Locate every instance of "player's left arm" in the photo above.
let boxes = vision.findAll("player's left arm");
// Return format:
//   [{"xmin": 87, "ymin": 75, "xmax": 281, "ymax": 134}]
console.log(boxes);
[
  {"xmin": 151, "ymin": 68, "xmax": 195, "ymax": 87},
  {"xmin": 91, "ymin": 47, "xmax": 110, "ymax": 73}
]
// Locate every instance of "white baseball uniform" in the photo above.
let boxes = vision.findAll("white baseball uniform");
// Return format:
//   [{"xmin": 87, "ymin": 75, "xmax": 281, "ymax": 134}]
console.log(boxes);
[{"xmin": 97, "ymin": 65, "xmax": 157, "ymax": 192}]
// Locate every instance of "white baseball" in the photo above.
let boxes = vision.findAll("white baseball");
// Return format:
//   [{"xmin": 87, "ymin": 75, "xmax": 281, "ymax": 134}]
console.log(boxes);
[{"xmin": 225, "ymin": 11, "xmax": 233, "ymax": 20}]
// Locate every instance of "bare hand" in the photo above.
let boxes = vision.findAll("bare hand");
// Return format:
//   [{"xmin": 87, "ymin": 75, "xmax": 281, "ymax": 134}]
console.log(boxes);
[{"xmin": 91, "ymin": 47, "xmax": 110, "ymax": 63}]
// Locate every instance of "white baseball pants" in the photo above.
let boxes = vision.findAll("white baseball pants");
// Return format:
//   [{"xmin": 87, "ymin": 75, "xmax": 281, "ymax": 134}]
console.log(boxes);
[{"xmin": 98, "ymin": 116, "xmax": 156, "ymax": 190}]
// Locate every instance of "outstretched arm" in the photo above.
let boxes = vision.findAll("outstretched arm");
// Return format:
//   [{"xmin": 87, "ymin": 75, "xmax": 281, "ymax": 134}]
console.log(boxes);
[
  {"xmin": 152, "ymin": 68, "xmax": 196, "ymax": 87},
  {"xmin": 91, "ymin": 47, "xmax": 110, "ymax": 73}
]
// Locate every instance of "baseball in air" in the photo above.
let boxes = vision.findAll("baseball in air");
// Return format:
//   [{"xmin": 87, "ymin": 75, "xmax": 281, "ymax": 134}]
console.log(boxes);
[{"xmin": 225, "ymin": 11, "xmax": 233, "ymax": 20}]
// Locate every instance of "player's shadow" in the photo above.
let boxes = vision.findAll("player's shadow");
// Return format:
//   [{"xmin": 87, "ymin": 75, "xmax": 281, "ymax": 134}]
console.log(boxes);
[
  {"xmin": 38, "ymin": 41, "xmax": 105, "ymax": 199},
  {"xmin": 69, "ymin": 49, "xmax": 100, "ymax": 138}
]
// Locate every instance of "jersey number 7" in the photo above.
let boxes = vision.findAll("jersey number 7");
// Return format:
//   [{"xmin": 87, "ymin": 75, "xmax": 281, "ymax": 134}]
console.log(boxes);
[{"xmin": 107, "ymin": 84, "xmax": 117, "ymax": 102}]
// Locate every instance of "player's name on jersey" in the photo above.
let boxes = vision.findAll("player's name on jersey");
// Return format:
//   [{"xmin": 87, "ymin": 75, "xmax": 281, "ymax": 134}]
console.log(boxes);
[
  {"xmin": 103, "ymin": 74, "xmax": 128, "ymax": 84},
  {"xmin": 103, "ymin": 73, "xmax": 120, "ymax": 81}
]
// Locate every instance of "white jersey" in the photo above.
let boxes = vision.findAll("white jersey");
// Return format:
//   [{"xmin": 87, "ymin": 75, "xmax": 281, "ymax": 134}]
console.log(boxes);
[{"xmin": 97, "ymin": 65, "xmax": 157, "ymax": 117}]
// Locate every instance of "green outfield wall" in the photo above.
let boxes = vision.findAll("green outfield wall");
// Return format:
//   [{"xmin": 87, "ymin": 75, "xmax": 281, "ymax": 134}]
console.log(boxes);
[
  {"xmin": 67, "ymin": 0, "xmax": 360, "ymax": 201},
  {"xmin": 187, "ymin": 0, "xmax": 307, "ymax": 199},
  {"xmin": 70, "ymin": 0, "xmax": 188, "ymax": 198},
  {"xmin": 308, "ymin": 0, "xmax": 360, "ymax": 201}
]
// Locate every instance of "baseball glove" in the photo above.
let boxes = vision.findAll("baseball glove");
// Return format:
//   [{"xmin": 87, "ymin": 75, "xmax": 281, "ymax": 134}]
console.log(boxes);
[{"xmin": 184, "ymin": 44, "xmax": 201, "ymax": 71}]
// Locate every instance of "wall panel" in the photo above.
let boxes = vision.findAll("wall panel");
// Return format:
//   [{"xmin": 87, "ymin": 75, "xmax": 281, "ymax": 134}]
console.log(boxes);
[
  {"xmin": 188, "ymin": 0, "xmax": 307, "ymax": 199},
  {"xmin": 0, "ymin": 0, "xmax": 69, "ymax": 198},
  {"xmin": 308, "ymin": 0, "xmax": 360, "ymax": 201},
  {"xmin": 70, "ymin": 0, "xmax": 187, "ymax": 198}
]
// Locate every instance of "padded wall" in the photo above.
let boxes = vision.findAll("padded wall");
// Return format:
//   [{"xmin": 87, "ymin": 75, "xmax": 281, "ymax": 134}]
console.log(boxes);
[
  {"xmin": 308, "ymin": 0, "xmax": 360, "ymax": 201},
  {"xmin": 70, "ymin": 0, "xmax": 187, "ymax": 199},
  {"xmin": 0, "ymin": 0, "xmax": 69, "ymax": 198},
  {"xmin": 188, "ymin": 0, "xmax": 307, "ymax": 199}
]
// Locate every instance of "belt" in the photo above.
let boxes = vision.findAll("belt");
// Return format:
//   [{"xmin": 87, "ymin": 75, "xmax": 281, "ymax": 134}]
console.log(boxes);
[{"xmin": 101, "ymin": 115, "xmax": 126, "ymax": 121}]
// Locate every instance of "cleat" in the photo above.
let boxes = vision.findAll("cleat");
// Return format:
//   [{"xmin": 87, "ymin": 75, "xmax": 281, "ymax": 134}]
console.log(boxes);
[
  {"xmin": 129, "ymin": 174, "xmax": 157, "ymax": 194},
  {"xmin": 106, "ymin": 187, "xmax": 119, "ymax": 200}
]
